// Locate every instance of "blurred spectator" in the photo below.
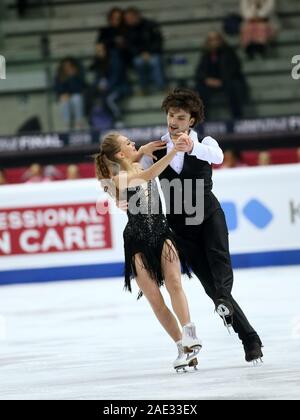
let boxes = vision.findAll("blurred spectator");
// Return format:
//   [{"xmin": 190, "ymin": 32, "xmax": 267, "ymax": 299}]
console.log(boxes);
[
  {"xmin": 17, "ymin": 0, "xmax": 28, "ymax": 17},
  {"xmin": 195, "ymin": 31, "xmax": 247, "ymax": 119},
  {"xmin": 44, "ymin": 165, "xmax": 64, "ymax": 181},
  {"xmin": 257, "ymin": 151, "xmax": 271, "ymax": 166},
  {"xmin": 221, "ymin": 150, "xmax": 246, "ymax": 168},
  {"xmin": 97, "ymin": 7, "xmax": 125, "ymax": 48},
  {"xmin": 94, "ymin": 7, "xmax": 129, "ymax": 126},
  {"xmin": 0, "ymin": 169, "xmax": 6, "ymax": 186},
  {"xmin": 55, "ymin": 57, "xmax": 86, "ymax": 130},
  {"xmin": 96, "ymin": 8, "xmax": 129, "ymax": 86},
  {"xmin": 66, "ymin": 164, "xmax": 80, "ymax": 180},
  {"xmin": 223, "ymin": 13, "xmax": 243, "ymax": 36},
  {"xmin": 240, "ymin": 0, "xmax": 277, "ymax": 59},
  {"xmin": 124, "ymin": 7, "xmax": 165, "ymax": 94},
  {"xmin": 17, "ymin": 116, "xmax": 42, "ymax": 134},
  {"xmin": 88, "ymin": 43, "xmax": 130, "ymax": 127},
  {"xmin": 23, "ymin": 163, "xmax": 52, "ymax": 183},
  {"xmin": 17, "ymin": 0, "xmax": 47, "ymax": 18}
]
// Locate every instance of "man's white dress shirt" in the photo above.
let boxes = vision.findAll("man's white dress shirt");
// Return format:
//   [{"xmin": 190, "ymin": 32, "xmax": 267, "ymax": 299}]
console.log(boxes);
[{"xmin": 141, "ymin": 129, "xmax": 224, "ymax": 173}]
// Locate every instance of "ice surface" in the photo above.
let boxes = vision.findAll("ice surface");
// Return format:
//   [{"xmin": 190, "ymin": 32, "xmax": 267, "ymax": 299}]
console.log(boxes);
[{"xmin": 0, "ymin": 266, "xmax": 299, "ymax": 400}]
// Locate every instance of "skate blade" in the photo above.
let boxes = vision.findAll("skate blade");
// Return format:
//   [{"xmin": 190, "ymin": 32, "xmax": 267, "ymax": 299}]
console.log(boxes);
[
  {"xmin": 215, "ymin": 305, "xmax": 233, "ymax": 335},
  {"xmin": 225, "ymin": 322, "xmax": 232, "ymax": 335},
  {"xmin": 251, "ymin": 358, "xmax": 264, "ymax": 366},
  {"xmin": 219, "ymin": 312, "xmax": 233, "ymax": 335},
  {"xmin": 175, "ymin": 358, "xmax": 199, "ymax": 373},
  {"xmin": 175, "ymin": 365, "xmax": 188, "ymax": 373}
]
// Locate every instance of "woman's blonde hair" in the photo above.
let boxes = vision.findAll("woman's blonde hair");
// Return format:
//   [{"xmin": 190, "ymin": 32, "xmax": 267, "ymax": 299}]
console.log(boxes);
[{"xmin": 94, "ymin": 131, "xmax": 122, "ymax": 180}]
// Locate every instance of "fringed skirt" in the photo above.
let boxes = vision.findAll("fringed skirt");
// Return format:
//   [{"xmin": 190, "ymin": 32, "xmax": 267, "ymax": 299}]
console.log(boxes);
[{"xmin": 123, "ymin": 220, "xmax": 191, "ymax": 300}]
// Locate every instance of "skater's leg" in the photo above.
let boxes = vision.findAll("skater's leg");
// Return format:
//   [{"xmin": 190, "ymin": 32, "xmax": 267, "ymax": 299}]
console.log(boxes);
[
  {"xmin": 229, "ymin": 296, "xmax": 260, "ymax": 343},
  {"xmin": 161, "ymin": 241, "xmax": 202, "ymax": 364},
  {"xmin": 161, "ymin": 240, "xmax": 191, "ymax": 327},
  {"xmin": 176, "ymin": 227, "xmax": 261, "ymax": 346},
  {"xmin": 182, "ymin": 234, "xmax": 218, "ymax": 299},
  {"xmin": 202, "ymin": 208, "xmax": 234, "ymax": 301},
  {"xmin": 201, "ymin": 209, "xmax": 261, "ymax": 339},
  {"xmin": 134, "ymin": 253, "xmax": 182, "ymax": 343},
  {"xmin": 189, "ymin": 244, "xmax": 259, "ymax": 342}
]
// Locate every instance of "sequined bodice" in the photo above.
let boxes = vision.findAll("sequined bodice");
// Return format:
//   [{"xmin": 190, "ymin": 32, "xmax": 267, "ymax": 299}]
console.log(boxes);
[
  {"xmin": 127, "ymin": 180, "xmax": 161, "ymax": 216},
  {"xmin": 123, "ymin": 180, "xmax": 169, "ymax": 242}
]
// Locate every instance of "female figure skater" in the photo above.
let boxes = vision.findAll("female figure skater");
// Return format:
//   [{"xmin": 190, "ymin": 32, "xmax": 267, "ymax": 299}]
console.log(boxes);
[{"xmin": 95, "ymin": 132, "xmax": 202, "ymax": 372}]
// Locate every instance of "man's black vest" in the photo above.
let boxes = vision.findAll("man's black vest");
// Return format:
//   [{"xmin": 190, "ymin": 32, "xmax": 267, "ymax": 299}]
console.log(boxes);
[{"xmin": 153, "ymin": 147, "xmax": 221, "ymax": 232}]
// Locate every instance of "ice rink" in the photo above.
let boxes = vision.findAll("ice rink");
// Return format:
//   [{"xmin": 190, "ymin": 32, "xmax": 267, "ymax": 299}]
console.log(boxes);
[{"xmin": 0, "ymin": 265, "xmax": 300, "ymax": 400}]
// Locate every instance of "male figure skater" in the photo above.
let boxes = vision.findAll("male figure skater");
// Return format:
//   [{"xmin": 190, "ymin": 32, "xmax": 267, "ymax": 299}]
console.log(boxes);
[{"xmin": 141, "ymin": 88, "xmax": 263, "ymax": 363}]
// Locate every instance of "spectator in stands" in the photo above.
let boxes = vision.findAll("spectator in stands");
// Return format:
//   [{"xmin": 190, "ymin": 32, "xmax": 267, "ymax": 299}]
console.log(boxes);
[
  {"xmin": 221, "ymin": 150, "xmax": 246, "ymax": 168},
  {"xmin": 17, "ymin": 0, "xmax": 47, "ymax": 18},
  {"xmin": 55, "ymin": 57, "xmax": 86, "ymax": 130},
  {"xmin": 44, "ymin": 165, "xmax": 63, "ymax": 181},
  {"xmin": 97, "ymin": 7, "xmax": 124, "ymax": 48},
  {"xmin": 17, "ymin": 0, "xmax": 28, "ymax": 17},
  {"xmin": 240, "ymin": 0, "xmax": 277, "ymax": 59},
  {"xmin": 66, "ymin": 164, "xmax": 80, "ymax": 180},
  {"xmin": 124, "ymin": 7, "xmax": 166, "ymax": 94},
  {"xmin": 195, "ymin": 31, "xmax": 247, "ymax": 120},
  {"xmin": 88, "ymin": 42, "xmax": 130, "ymax": 127},
  {"xmin": 96, "ymin": 7, "xmax": 129, "ymax": 85},
  {"xmin": 23, "ymin": 163, "xmax": 51, "ymax": 183},
  {"xmin": 257, "ymin": 151, "xmax": 271, "ymax": 166},
  {"xmin": 0, "ymin": 169, "xmax": 6, "ymax": 186}
]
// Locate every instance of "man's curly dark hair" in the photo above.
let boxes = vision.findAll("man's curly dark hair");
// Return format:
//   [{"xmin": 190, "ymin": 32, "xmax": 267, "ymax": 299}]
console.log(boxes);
[{"xmin": 161, "ymin": 88, "xmax": 205, "ymax": 127}]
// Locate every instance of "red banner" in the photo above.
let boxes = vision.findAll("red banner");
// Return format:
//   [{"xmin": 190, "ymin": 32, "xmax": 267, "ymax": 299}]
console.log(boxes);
[{"xmin": 0, "ymin": 202, "xmax": 112, "ymax": 256}]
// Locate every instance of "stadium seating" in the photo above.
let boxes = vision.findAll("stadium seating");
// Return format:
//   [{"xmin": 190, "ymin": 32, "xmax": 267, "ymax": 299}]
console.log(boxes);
[{"xmin": 0, "ymin": 0, "xmax": 300, "ymax": 134}]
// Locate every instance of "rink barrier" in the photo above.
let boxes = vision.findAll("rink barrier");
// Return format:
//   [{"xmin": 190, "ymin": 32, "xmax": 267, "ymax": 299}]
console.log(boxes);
[
  {"xmin": 0, "ymin": 262, "xmax": 124, "ymax": 285},
  {"xmin": 0, "ymin": 249, "xmax": 300, "ymax": 285},
  {"xmin": 0, "ymin": 164, "xmax": 300, "ymax": 285}
]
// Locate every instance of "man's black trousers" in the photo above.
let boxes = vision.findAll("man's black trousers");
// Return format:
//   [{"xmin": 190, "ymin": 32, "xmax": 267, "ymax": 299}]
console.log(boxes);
[{"xmin": 174, "ymin": 208, "xmax": 260, "ymax": 343}]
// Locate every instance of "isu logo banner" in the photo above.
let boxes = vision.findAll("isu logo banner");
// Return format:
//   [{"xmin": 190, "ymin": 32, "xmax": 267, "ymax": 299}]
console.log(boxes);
[{"xmin": 0, "ymin": 202, "xmax": 112, "ymax": 256}]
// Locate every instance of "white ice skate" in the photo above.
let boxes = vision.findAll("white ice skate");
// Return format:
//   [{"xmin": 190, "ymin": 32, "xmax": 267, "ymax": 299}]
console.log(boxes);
[
  {"xmin": 182, "ymin": 322, "xmax": 202, "ymax": 362},
  {"xmin": 173, "ymin": 341, "xmax": 198, "ymax": 373}
]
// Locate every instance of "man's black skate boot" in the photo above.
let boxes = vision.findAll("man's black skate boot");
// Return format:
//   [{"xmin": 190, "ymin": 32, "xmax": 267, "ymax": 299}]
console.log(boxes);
[
  {"xmin": 243, "ymin": 339, "xmax": 264, "ymax": 364},
  {"xmin": 215, "ymin": 298, "xmax": 234, "ymax": 334}
]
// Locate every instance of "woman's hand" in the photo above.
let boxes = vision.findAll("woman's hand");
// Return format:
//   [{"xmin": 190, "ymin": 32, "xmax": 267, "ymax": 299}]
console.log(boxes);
[
  {"xmin": 101, "ymin": 179, "xmax": 128, "ymax": 212},
  {"xmin": 140, "ymin": 141, "xmax": 167, "ymax": 161},
  {"xmin": 116, "ymin": 200, "xmax": 128, "ymax": 212}
]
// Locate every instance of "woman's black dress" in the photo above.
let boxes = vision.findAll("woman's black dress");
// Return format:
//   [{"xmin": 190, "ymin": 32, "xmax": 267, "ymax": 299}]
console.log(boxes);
[{"xmin": 123, "ymin": 179, "xmax": 191, "ymax": 299}]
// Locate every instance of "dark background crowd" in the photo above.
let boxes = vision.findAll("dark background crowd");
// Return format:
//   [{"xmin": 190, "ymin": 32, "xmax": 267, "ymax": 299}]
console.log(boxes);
[
  {"xmin": 53, "ymin": 1, "xmax": 277, "ymax": 130},
  {"xmin": 1, "ymin": 0, "xmax": 298, "ymax": 187},
  {"xmin": 54, "ymin": 7, "xmax": 166, "ymax": 130}
]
